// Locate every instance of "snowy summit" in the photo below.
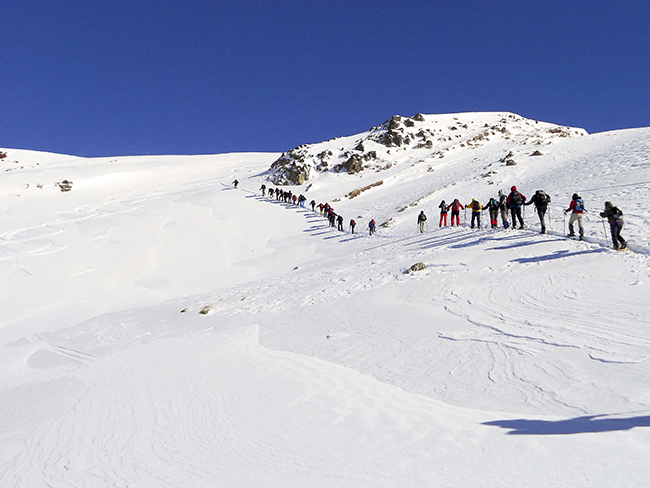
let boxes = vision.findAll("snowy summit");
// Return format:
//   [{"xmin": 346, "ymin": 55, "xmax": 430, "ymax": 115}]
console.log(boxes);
[{"xmin": 1, "ymin": 112, "xmax": 650, "ymax": 487}]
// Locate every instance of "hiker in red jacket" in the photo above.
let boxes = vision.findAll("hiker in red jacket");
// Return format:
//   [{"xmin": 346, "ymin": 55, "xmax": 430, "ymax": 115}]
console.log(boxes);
[{"xmin": 450, "ymin": 199, "xmax": 464, "ymax": 226}]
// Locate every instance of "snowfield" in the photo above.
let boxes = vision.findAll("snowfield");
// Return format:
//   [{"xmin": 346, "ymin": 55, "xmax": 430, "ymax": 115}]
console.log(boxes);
[{"xmin": 1, "ymin": 112, "xmax": 650, "ymax": 487}]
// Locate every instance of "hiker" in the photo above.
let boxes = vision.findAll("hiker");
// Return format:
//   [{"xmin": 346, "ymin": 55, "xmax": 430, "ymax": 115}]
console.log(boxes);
[
  {"xmin": 439, "ymin": 200, "xmax": 449, "ymax": 227},
  {"xmin": 564, "ymin": 193, "xmax": 585, "ymax": 240},
  {"xmin": 350, "ymin": 219, "xmax": 356, "ymax": 234},
  {"xmin": 600, "ymin": 201, "xmax": 627, "ymax": 250},
  {"xmin": 337, "ymin": 214, "xmax": 344, "ymax": 231},
  {"xmin": 418, "ymin": 211, "xmax": 427, "ymax": 233},
  {"xmin": 233, "ymin": 179, "xmax": 239, "ymax": 189},
  {"xmin": 292, "ymin": 194, "xmax": 297, "ymax": 205},
  {"xmin": 260, "ymin": 184, "xmax": 266, "ymax": 196},
  {"xmin": 484, "ymin": 197, "xmax": 500, "ymax": 228},
  {"xmin": 268, "ymin": 188, "xmax": 275, "ymax": 198},
  {"xmin": 450, "ymin": 199, "xmax": 464, "ymax": 226},
  {"xmin": 466, "ymin": 199, "xmax": 482, "ymax": 228},
  {"xmin": 507, "ymin": 186, "xmax": 526, "ymax": 229},
  {"xmin": 310, "ymin": 200, "xmax": 316, "ymax": 212},
  {"xmin": 328, "ymin": 211, "xmax": 336, "ymax": 228},
  {"xmin": 369, "ymin": 219, "xmax": 376, "ymax": 235},
  {"xmin": 498, "ymin": 190, "xmax": 510, "ymax": 228},
  {"xmin": 524, "ymin": 190, "xmax": 551, "ymax": 234},
  {"xmin": 318, "ymin": 203, "xmax": 325, "ymax": 215}
]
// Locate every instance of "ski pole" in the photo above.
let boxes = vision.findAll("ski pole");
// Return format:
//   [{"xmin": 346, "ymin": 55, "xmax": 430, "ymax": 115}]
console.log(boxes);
[
  {"xmin": 601, "ymin": 218, "xmax": 609, "ymax": 244},
  {"xmin": 563, "ymin": 211, "xmax": 566, "ymax": 235}
]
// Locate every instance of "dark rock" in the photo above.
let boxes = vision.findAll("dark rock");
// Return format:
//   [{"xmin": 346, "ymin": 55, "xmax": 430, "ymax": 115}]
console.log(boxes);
[
  {"xmin": 407, "ymin": 262, "xmax": 427, "ymax": 273},
  {"xmin": 334, "ymin": 154, "xmax": 365, "ymax": 174},
  {"xmin": 387, "ymin": 115, "xmax": 402, "ymax": 130},
  {"xmin": 57, "ymin": 180, "xmax": 73, "ymax": 192},
  {"xmin": 378, "ymin": 130, "xmax": 404, "ymax": 147}
]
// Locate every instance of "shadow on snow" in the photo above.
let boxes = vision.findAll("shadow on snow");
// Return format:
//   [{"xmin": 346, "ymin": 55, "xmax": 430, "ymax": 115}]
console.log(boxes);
[
  {"xmin": 483, "ymin": 414, "xmax": 650, "ymax": 435},
  {"xmin": 510, "ymin": 248, "xmax": 608, "ymax": 263}
]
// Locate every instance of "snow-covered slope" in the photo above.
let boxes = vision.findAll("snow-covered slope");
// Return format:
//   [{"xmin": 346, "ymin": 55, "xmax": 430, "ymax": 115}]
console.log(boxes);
[{"xmin": 1, "ymin": 113, "xmax": 650, "ymax": 487}]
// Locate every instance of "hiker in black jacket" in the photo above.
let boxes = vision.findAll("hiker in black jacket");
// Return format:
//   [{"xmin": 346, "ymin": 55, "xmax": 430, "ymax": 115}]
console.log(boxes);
[
  {"xmin": 484, "ymin": 197, "xmax": 500, "ymax": 228},
  {"xmin": 507, "ymin": 186, "xmax": 526, "ymax": 229},
  {"xmin": 417, "ymin": 211, "xmax": 427, "ymax": 233},
  {"xmin": 439, "ymin": 200, "xmax": 449, "ymax": 227},
  {"xmin": 524, "ymin": 190, "xmax": 551, "ymax": 234},
  {"xmin": 600, "ymin": 201, "xmax": 627, "ymax": 250}
]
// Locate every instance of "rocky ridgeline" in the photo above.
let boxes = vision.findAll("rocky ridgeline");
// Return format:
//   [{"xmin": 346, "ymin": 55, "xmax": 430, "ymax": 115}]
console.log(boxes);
[{"xmin": 268, "ymin": 112, "xmax": 587, "ymax": 185}]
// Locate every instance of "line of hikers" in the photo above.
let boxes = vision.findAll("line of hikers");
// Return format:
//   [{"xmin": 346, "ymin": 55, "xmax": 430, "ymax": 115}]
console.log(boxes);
[
  {"xmin": 257, "ymin": 182, "xmax": 627, "ymax": 249},
  {"xmin": 318, "ymin": 202, "xmax": 375, "ymax": 235},
  {"xmin": 259, "ymin": 184, "xmax": 377, "ymax": 236},
  {"xmin": 433, "ymin": 186, "xmax": 627, "ymax": 249}
]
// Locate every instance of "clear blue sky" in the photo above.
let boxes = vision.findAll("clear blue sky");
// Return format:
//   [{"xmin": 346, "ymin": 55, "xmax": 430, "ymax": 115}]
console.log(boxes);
[{"xmin": 2, "ymin": 0, "xmax": 649, "ymax": 157}]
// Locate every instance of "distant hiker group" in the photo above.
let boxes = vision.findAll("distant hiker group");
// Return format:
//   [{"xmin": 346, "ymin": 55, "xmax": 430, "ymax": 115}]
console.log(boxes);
[
  {"xmin": 255, "ymin": 185, "xmax": 379, "ymax": 236},
  {"xmin": 247, "ymin": 180, "xmax": 628, "ymax": 250}
]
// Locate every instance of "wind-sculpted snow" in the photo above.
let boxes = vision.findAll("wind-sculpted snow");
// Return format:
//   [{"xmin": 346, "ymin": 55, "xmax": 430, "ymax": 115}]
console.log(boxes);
[{"xmin": 2, "ymin": 118, "xmax": 650, "ymax": 486}]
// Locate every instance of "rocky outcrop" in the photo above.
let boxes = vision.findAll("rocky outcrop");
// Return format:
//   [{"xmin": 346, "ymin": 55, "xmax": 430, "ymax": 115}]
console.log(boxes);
[
  {"xmin": 334, "ymin": 154, "xmax": 365, "ymax": 174},
  {"xmin": 269, "ymin": 149, "xmax": 311, "ymax": 185},
  {"xmin": 57, "ymin": 180, "xmax": 73, "ymax": 192},
  {"xmin": 407, "ymin": 262, "xmax": 427, "ymax": 273},
  {"xmin": 266, "ymin": 112, "xmax": 587, "ymax": 185}
]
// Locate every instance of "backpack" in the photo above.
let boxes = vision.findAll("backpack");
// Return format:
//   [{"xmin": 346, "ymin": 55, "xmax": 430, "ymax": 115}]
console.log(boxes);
[
  {"xmin": 489, "ymin": 198, "xmax": 499, "ymax": 210},
  {"xmin": 612, "ymin": 207, "xmax": 623, "ymax": 220},
  {"xmin": 575, "ymin": 198, "xmax": 584, "ymax": 212},
  {"xmin": 536, "ymin": 191, "xmax": 550, "ymax": 205},
  {"xmin": 350, "ymin": 219, "xmax": 356, "ymax": 226},
  {"xmin": 511, "ymin": 191, "xmax": 523, "ymax": 206},
  {"xmin": 472, "ymin": 201, "xmax": 481, "ymax": 211},
  {"xmin": 440, "ymin": 203, "xmax": 448, "ymax": 213}
]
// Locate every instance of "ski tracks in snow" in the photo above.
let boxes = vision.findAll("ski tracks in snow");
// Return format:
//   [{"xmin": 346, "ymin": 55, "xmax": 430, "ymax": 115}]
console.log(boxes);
[{"xmin": 213, "ymin": 211, "xmax": 650, "ymax": 417}]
